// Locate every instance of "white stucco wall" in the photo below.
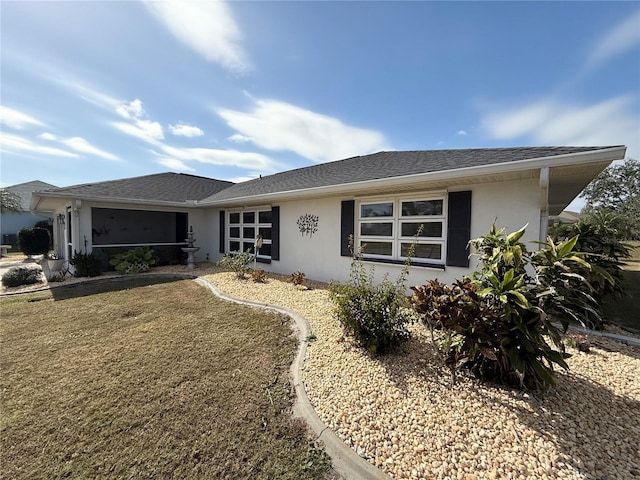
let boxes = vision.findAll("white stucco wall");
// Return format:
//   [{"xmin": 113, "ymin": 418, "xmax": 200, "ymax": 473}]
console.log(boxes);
[{"xmin": 214, "ymin": 176, "xmax": 542, "ymax": 288}]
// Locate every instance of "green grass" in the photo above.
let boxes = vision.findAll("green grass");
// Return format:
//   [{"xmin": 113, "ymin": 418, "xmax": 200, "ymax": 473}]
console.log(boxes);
[{"xmin": 0, "ymin": 279, "xmax": 333, "ymax": 479}]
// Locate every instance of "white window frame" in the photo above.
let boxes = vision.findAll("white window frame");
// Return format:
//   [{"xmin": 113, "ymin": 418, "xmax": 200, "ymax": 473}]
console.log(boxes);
[
  {"xmin": 357, "ymin": 194, "xmax": 447, "ymax": 265},
  {"xmin": 227, "ymin": 208, "xmax": 273, "ymax": 260}
]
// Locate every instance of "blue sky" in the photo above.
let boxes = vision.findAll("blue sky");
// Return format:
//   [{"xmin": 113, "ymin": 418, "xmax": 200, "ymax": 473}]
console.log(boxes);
[{"xmin": 1, "ymin": 1, "xmax": 639, "ymax": 210}]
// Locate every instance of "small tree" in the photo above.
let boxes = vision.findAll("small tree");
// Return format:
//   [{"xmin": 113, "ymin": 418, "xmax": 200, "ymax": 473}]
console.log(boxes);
[
  {"xmin": 580, "ymin": 159, "xmax": 640, "ymax": 239},
  {"xmin": 17, "ymin": 227, "xmax": 50, "ymax": 256},
  {"xmin": 0, "ymin": 189, "xmax": 22, "ymax": 214}
]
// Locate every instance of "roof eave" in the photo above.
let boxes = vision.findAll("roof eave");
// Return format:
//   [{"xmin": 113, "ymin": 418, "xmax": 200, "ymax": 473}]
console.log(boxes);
[
  {"xmin": 31, "ymin": 192, "xmax": 197, "ymax": 211},
  {"xmin": 200, "ymin": 146, "xmax": 626, "ymax": 206}
]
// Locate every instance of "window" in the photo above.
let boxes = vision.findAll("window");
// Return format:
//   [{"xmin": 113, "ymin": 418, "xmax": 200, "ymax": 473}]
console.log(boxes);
[
  {"xmin": 228, "ymin": 208, "xmax": 272, "ymax": 260},
  {"xmin": 357, "ymin": 196, "xmax": 446, "ymax": 264}
]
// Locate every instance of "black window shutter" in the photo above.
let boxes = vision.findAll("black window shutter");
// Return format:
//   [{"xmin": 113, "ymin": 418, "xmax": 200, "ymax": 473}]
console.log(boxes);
[
  {"xmin": 340, "ymin": 200, "xmax": 355, "ymax": 256},
  {"xmin": 219, "ymin": 210, "xmax": 225, "ymax": 254},
  {"xmin": 446, "ymin": 191, "xmax": 472, "ymax": 267},
  {"xmin": 271, "ymin": 206, "xmax": 280, "ymax": 260}
]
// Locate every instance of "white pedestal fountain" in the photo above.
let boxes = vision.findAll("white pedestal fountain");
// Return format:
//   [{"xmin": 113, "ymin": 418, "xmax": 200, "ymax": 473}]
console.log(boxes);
[{"xmin": 181, "ymin": 226, "xmax": 200, "ymax": 270}]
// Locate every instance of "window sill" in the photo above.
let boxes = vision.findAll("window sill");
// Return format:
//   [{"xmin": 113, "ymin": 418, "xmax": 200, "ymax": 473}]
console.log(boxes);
[
  {"xmin": 256, "ymin": 257, "xmax": 272, "ymax": 265},
  {"xmin": 362, "ymin": 257, "xmax": 445, "ymax": 270}
]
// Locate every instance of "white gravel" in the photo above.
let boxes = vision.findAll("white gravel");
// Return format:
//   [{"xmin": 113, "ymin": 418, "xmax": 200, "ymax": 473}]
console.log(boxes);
[
  {"xmin": 4, "ymin": 263, "xmax": 639, "ymax": 479},
  {"xmin": 203, "ymin": 270, "xmax": 640, "ymax": 480}
]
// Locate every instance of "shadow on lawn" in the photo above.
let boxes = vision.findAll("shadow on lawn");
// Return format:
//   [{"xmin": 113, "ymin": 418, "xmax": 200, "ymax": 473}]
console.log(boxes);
[{"xmin": 49, "ymin": 275, "xmax": 194, "ymax": 301}]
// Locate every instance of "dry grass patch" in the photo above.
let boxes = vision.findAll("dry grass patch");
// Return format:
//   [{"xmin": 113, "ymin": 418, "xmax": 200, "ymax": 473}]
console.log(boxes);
[{"xmin": 0, "ymin": 279, "xmax": 332, "ymax": 479}]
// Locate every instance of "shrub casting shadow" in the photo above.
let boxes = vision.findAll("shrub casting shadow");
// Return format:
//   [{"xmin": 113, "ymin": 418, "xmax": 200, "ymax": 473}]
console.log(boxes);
[
  {"xmin": 376, "ymin": 332, "xmax": 452, "ymax": 392},
  {"xmin": 473, "ymin": 366, "xmax": 640, "ymax": 478},
  {"xmin": 49, "ymin": 275, "xmax": 194, "ymax": 301},
  {"xmin": 374, "ymin": 328, "xmax": 640, "ymax": 477}
]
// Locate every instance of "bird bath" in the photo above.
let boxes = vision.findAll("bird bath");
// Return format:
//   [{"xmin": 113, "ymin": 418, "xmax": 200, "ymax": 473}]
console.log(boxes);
[{"xmin": 181, "ymin": 226, "xmax": 200, "ymax": 270}]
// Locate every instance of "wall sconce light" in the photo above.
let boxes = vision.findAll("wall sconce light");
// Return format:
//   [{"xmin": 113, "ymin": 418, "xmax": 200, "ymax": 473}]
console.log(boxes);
[{"xmin": 57, "ymin": 214, "xmax": 65, "ymax": 225}]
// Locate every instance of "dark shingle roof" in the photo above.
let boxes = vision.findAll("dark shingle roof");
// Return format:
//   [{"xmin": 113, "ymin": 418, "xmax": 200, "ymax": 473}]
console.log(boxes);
[
  {"xmin": 7, "ymin": 180, "xmax": 58, "ymax": 210},
  {"xmin": 38, "ymin": 173, "xmax": 233, "ymax": 203},
  {"xmin": 205, "ymin": 146, "xmax": 618, "ymax": 202}
]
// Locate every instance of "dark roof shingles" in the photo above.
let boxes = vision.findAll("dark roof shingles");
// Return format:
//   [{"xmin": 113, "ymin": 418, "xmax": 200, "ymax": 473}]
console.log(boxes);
[
  {"xmin": 206, "ymin": 146, "xmax": 616, "ymax": 201},
  {"xmin": 39, "ymin": 173, "xmax": 233, "ymax": 203}
]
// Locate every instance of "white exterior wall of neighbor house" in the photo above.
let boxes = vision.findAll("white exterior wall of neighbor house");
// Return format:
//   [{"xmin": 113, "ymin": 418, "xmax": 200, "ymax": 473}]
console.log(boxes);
[{"xmin": 216, "ymin": 176, "xmax": 542, "ymax": 286}]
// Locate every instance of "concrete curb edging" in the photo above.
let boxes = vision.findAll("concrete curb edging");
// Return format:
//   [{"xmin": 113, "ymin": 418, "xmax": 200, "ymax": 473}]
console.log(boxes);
[
  {"xmin": 193, "ymin": 277, "xmax": 391, "ymax": 480},
  {"xmin": 567, "ymin": 325, "xmax": 640, "ymax": 347}
]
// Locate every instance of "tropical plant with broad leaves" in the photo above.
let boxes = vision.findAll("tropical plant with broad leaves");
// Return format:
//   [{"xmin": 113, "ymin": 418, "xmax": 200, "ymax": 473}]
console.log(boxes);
[
  {"xmin": 413, "ymin": 224, "xmax": 600, "ymax": 391},
  {"xmin": 110, "ymin": 246, "xmax": 157, "ymax": 274}
]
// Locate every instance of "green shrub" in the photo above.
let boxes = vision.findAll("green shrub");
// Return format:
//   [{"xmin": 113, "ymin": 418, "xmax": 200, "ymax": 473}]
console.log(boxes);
[
  {"xmin": 2, "ymin": 267, "xmax": 42, "ymax": 287},
  {"xmin": 70, "ymin": 251, "xmax": 103, "ymax": 277},
  {"xmin": 412, "ymin": 225, "xmax": 596, "ymax": 391},
  {"xmin": 550, "ymin": 212, "xmax": 631, "ymax": 318},
  {"xmin": 3, "ymin": 267, "xmax": 41, "ymax": 287},
  {"xmin": 329, "ymin": 236, "xmax": 415, "ymax": 355},
  {"xmin": 218, "ymin": 250, "xmax": 254, "ymax": 279},
  {"xmin": 34, "ymin": 220, "xmax": 54, "ymax": 249},
  {"xmin": 109, "ymin": 246, "xmax": 157, "ymax": 274},
  {"xmin": 17, "ymin": 227, "xmax": 50, "ymax": 256},
  {"xmin": 412, "ymin": 279, "xmax": 502, "ymax": 385}
]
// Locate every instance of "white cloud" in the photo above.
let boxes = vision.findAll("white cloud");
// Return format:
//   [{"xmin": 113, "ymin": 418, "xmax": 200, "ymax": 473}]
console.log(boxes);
[
  {"xmin": 228, "ymin": 133, "xmax": 251, "ymax": 143},
  {"xmin": 55, "ymin": 79, "xmax": 123, "ymax": 111},
  {"xmin": 116, "ymin": 99, "xmax": 144, "ymax": 119},
  {"xmin": 39, "ymin": 132, "xmax": 58, "ymax": 141},
  {"xmin": 112, "ymin": 120, "xmax": 164, "ymax": 144},
  {"xmin": 587, "ymin": 10, "xmax": 640, "ymax": 67},
  {"xmin": 219, "ymin": 99, "xmax": 390, "ymax": 163},
  {"xmin": 169, "ymin": 123, "xmax": 204, "ymax": 138},
  {"xmin": 157, "ymin": 144, "xmax": 280, "ymax": 171},
  {"xmin": 224, "ymin": 174, "xmax": 259, "ymax": 183},
  {"xmin": 457, "ymin": 130, "xmax": 468, "ymax": 136},
  {"xmin": 112, "ymin": 99, "xmax": 164, "ymax": 143},
  {"xmin": 482, "ymin": 95, "xmax": 640, "ymax": 159},
  {"xmin": 156, "ymin": 157, "xmax": 196, "ymax": 172},
  {"xmin": 144, "ymin": 0, "xmax": 250, "ymax": 73},
  {"xmin": 61, "ymin": 137, "xmax": 119, "ymax": 161},
  {"xmin": 136, "ymin": 120, "xmax": 164, "ymax": 140},
  {"xmin": 0, "ymin": 132, "xmax": 78, "ymax": 158},
  {"xmin": 0, "ymin": 106, "xmax": 45, "ymax": 130}
]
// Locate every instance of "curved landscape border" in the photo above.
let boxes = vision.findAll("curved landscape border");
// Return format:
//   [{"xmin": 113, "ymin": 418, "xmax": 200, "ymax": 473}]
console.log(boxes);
[
  {"xmin": 193, "ymin": 277, "xmax": 391, "ymax": 480},
  {"xmin": 1, "ymin": 273, "xmax": 390, "ymax": 479},
  {"xmin": 3, "ymin": 273, "xmax": 639, "ymax": 478}
]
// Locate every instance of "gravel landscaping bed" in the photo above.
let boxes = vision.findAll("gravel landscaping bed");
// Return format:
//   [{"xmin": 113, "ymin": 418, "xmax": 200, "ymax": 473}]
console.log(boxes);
[
  {"xmin": 202, "ymin": 270, "xmax": 640, "ymax": 480},
  {"xmin": 3, "ymin": 263, "xmax": 639, "ymax": 479}
]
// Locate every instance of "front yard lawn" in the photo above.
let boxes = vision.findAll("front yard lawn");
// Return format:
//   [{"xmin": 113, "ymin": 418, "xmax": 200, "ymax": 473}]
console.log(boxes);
[{"xmin": 0, "ymin": 279, "xmax": 332, "ymax": 479}]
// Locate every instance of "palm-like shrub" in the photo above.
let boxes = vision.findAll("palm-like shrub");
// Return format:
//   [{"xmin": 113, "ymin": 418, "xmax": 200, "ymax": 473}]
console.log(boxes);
[
  {"xmin": 551, "ymin": 213, "xmax": 631, "ymax": 315},
  {"xmin": 70, "ymin": 251, "xmax": 103, "ymax": 277},
  {"xmin": 413, "ymin": 225, "xmax": 598, "ymax": 391}
]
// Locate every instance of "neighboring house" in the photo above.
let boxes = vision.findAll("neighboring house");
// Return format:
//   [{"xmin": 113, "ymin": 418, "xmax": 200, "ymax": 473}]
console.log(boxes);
[
  {"xmin": 1, "ymin": 180, "xmax": 57, "ymax": 246},
  {"xmin": 553, "ymin": 210, "xmax": 583, "ymax": 224},
  {"xmin": 31, "ymin": 146, "xmax": 626, "ymax": 285}
]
